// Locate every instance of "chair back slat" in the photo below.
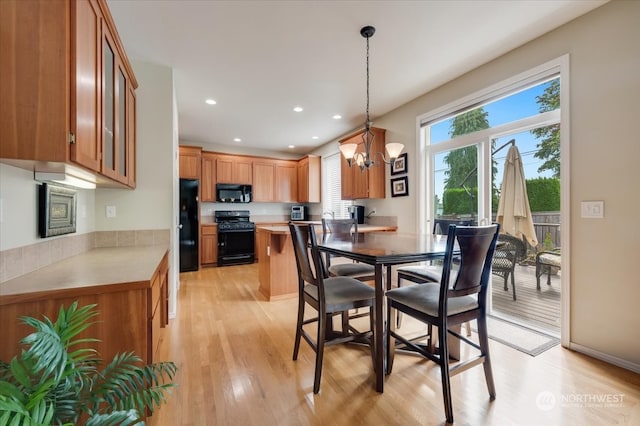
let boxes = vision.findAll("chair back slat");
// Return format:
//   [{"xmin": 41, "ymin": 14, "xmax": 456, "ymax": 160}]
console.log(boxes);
[
  {"xmin": 289, "ymin": 223, "xmax": 326, "ymax": 289},
  {"xmin": 442, "ymin": 224, "xmax": 500, "ymax": 300}
]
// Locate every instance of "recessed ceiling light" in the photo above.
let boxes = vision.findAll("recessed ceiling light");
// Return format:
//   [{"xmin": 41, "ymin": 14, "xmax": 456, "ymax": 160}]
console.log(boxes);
[
  {"xmin": 288, "ymin": 145, "xmax": 295, "ymax": 149},
  {"xmin": 233, "ymin": 138, "xmax": 242, "ymax": 142},
  {"xmin": 205, "ymin": 99, "xmax": 217, "ymax": 105},
  {"xmin": 312, "ymin": 136, "xmax": 319, "ymax": 140},
  {"xmin": 332, "ymin": 114, "xmax": 342, "ymax": 119},
  {"xmin": 293, "ymin": 106, "xmax": 303, "ymax": 112}
]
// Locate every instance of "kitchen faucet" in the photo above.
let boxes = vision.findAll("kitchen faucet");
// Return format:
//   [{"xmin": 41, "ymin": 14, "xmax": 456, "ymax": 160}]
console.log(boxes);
[{"xmin": 322, "ymin": 210, "xmax": 335, "ymax": 219}]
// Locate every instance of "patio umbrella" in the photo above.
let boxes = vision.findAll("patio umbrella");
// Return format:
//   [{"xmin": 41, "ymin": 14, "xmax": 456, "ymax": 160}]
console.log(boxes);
[{"xmin": 496, "ymin": 145, "xmax": 538, "ymax": 247}]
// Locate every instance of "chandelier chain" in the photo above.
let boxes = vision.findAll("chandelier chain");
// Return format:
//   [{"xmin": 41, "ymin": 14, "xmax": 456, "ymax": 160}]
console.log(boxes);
[{"xmin": 365, "ymin": 34, "xmax": 370, "ymax": 130}]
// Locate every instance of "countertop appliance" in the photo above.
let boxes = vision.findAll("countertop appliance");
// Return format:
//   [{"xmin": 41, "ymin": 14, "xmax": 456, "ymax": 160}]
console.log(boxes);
[
  {"xmin": 179, "ymin": 179, "xmax": 199, "ymax": 272},
  {"xmin": 348, "ymin": 205, "xmax": 365, "ymax": 224},
  {"xmin": 215, "ymin": 210, "xmax": 255, "ymax": 266},
  {"xmin": 216, "ymin": 183, "xmax": 252, "ymax": 203},
  {"xmin": 291, "ymin": 205, "xmax": 307, "ymax": 221}
]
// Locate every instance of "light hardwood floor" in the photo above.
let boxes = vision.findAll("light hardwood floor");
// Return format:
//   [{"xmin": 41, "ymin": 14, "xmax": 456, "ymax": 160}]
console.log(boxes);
[{"xmin": 150, "ymin": 264, "xmax": 639, "ymax": 425}]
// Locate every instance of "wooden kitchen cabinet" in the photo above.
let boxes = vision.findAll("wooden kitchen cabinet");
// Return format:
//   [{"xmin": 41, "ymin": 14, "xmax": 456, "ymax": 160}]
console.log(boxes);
[
  {"xmin": 252, "ymin": 159, "xmax": 298, "ymax": 202},
  {"xmin": 252, "ymin": 160, "xmax": 277, "ymax": 202},
  {"xmin": 201, "ymin": 224, "xmax": 218, "ymax": 266},
  {"xmin": 216, "ymin": 154, "xmax": 252, "ymax": 184},
  {"xmin": 276, "ymin": 161, "xmax": 298, "ymax": 202},
  {"xmin": 201, "ymin": 152, "xmax": 216, "ymax": 201},
  {"xmin": 0, "ymin": 247, "xmax": 169, "ymax": 366},
  {"xmin": 179, "ymin": 146, "xmax": 202, "ymax": 180},
  {"xmin": 100, "ymin": 16, "xmax": 136, "ymax": 186},
  {"xmin": 297, "ymin": 155, "xmax": 321, "ymax": 203},
  {"xmin": 340, "ymin": 127, "xmax": 386, "ymax": 199},
  {"xmin": 0, "ymin": 0, "xmax": 138, "ymax": 189}
]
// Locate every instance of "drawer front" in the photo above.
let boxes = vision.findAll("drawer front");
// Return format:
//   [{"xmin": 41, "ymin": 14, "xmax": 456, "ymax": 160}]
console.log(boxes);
[{"xmin": 202, "ymin": 225, "xmax": 217, "ymax": 236}]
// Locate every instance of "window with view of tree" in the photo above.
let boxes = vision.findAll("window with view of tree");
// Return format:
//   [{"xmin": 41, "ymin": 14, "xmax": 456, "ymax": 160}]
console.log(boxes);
[{"xmin": 426, "ymin": 76, "xmax": 561, "ymax": 222}]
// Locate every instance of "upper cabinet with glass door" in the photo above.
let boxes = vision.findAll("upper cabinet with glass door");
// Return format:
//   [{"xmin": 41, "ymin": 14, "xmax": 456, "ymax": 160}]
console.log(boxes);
[
  {"xmin": 100, "ymin": 16, "xmax": 137, "ymax": 187},
  {"xmin": 0, "ymin": 0, "xmax": 137, "ymax": 189}
]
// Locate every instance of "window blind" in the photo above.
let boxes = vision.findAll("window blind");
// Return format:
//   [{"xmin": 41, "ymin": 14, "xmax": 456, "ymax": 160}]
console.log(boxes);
[{"xmin": 322, "ymin": 153, "xmax": 351, "ymax": 219}]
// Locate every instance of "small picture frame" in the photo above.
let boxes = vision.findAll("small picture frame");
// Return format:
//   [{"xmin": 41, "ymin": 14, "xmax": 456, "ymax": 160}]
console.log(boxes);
[
  {"xmin": 391, "ymin": 153, "xmax": 407, "ymax": 175},
  {"xmin": 39, "ymin": 183, "xmax": 77, "ymax": 238},
  {"xmin": 390, "ymin": 176, "xmax": 409, "ymax": 197}
]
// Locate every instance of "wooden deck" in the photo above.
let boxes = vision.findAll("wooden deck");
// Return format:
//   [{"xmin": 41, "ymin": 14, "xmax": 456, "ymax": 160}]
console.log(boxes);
[{"xmin": 491, "ymin": 264, "xmax": 561, "ymax": 336}]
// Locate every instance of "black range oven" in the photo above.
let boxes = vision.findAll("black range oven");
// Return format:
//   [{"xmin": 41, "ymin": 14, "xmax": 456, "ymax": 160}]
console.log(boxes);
[{"xmin": 215, "ymin": 210, "xmax": 255, "ymax": 266}]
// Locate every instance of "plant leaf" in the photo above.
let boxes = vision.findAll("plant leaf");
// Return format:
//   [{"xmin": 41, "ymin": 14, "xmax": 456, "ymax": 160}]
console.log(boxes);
[{"xmin": 85, "ymin": 410, "xmax": 140, "ymax": 426}]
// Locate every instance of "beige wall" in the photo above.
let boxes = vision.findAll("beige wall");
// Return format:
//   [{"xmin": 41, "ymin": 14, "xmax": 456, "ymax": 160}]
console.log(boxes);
[
  {"xmin": 318, "ymin": 0, "xmax": 640, "ymax": 368},
  {"xmin": 95, "ymin": 61, "xmax": 174, "ymax": 232},
  {"xmin": 0, "ymin": 164, "xmax": 96, "ymax": 251}
]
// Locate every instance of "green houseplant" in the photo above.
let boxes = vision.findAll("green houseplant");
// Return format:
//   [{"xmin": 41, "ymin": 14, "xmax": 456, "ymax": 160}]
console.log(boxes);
[{"xmin": 0, "ymin": 302, "xmax": 176, "ymax": 425}]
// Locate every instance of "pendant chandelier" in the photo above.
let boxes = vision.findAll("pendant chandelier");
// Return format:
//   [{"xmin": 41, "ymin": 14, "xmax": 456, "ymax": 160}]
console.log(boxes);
[{"xmin": 339, "ymin": 25, "xmax": 404, "ymax": 170}]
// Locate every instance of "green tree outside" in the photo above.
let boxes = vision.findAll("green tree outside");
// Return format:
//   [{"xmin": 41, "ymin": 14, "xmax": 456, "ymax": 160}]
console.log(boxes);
[
  {"xmin": 443, "ymin": 108, "xmax": 489, "ymax": 190},
  {"xmin": 532, "ymin": 78, "xmax": 560, "ymax": 177}
]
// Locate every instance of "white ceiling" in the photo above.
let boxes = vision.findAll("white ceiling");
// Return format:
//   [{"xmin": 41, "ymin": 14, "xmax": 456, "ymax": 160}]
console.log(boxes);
[{"xmin": 107, "ymin": 0, "xmax": 606, "ymax": 156}]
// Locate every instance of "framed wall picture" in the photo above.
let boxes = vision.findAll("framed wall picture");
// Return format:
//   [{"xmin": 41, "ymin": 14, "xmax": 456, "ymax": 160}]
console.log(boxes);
[
  {"xmin": 390, "ymin": 176, "xmax": 409, "ymax": 197},
  {"xmin": 39, "ymin": 183, "xmax": 77, "ymax": 238},
  {"xmin": 391, "ymin": 153, "xmax": 407, "ymax": 175}
]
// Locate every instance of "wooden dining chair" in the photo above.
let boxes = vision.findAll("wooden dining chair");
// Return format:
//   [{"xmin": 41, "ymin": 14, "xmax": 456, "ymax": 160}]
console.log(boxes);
[
  {"xmin": 395, "ymin": 221, "xmax": 470, "ymax": 335},
  {"xmin": 386, "ymin": 224, "xmax": 500, "ymax": 424},
  {"xmin": 289, "ymin": 222, "xmax": 376, "ymax": 394},
  {"xmin": 321, "ymin": 218, "xmax": 375, "ymax": 282}
]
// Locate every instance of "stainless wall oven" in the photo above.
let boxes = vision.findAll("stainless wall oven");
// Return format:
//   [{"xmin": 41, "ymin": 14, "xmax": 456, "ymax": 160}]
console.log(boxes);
[{"xmin": 215, "ymin": 210, "xmax": 255, "ymax": 266}]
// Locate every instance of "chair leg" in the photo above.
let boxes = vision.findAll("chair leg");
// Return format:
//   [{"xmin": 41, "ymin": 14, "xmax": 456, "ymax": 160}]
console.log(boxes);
[
  {"xmin": 396, "ymin": 277, "xmax": 404, "ymax": 328},
  {"xmin": 369, "ymin": 306, "xmax": 376, "ymax": 370},
  {"xmin": 314, "ymin": 310, "xmax": 326, "ymax": 394},
  {"xmin": 476, "ymin": 316, "xmax": 496, "ymax": 399},
  {"xmin": 293, "ymin": 297, "xmax": 305, "ymax": 360},
  {"xmin": 438, "ymin": 323, "xmax": 454, "ymax": 424},
  {"xmin": 536, "ymin": 263, "xmax": 541, "ymax": 290},
  {"xmin": 341, "ymin": 310, "xmax": 349, "ymax": 334},
  {"xmin": 465, "ymin": 321, "xmax": 472, "ymax": 337},
  {"xmin": 386, "ymin": 304, "xmax": 395, "ymax": 374},
  {"xmin": 547, "ymin": 267, "xmax": 552, "ymax": 286},
  {"xmin": 510, "ymin": 269, "xmax": 517, "ymax": 301},
  {"xmin": 503, "ymin": 274, "xmax": 509, "ymax": 291}
]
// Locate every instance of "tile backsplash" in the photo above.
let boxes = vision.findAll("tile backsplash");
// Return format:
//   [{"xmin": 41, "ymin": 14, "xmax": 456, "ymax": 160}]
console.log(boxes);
[{"xmin": 0, "ymin": 229, "xmax": 169, "ymax": 283}]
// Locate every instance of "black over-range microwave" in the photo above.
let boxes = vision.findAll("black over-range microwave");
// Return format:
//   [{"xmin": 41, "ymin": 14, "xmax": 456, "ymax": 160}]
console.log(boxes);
[{"xmin": 216, "ymin": 183, "xmax": 252, "ymax": 203}]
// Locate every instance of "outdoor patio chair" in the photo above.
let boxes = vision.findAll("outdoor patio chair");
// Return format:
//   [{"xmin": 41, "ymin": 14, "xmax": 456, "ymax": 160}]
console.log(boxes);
[
  {"xmin": 535, "ymin": 249, "xmax": 561, "ymax": 288},
  {"xmin": 491, "ymin": 233, "xmax": 527, "ymax": 300}
]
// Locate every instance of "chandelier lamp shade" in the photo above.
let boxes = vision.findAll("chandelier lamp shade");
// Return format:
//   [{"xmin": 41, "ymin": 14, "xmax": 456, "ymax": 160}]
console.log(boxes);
[{"xmin": 339, "ymin": 25, "xmax": 404, "ymax": 170}]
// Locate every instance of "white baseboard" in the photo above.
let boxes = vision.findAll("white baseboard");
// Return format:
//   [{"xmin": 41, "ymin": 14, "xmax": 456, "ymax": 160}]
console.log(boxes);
[{"xmin": 569, "ymin": 342, "xmax": 640, "ymax": 373}]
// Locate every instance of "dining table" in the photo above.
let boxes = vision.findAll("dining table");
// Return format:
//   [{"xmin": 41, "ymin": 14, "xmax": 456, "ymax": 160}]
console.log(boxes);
[{"xmin": 317, "ymin": 231, "xmax": 453, "ymax": 393}]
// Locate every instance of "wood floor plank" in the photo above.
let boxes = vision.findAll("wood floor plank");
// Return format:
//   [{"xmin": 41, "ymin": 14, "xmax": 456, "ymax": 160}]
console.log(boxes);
[{"xmin": 149, "ymin": 264, "xmax": 639, "ymax": 425}]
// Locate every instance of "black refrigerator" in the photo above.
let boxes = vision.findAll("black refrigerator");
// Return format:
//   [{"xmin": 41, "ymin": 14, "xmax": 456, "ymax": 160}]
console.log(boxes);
[{"xmin": 179, "ymin": 179, "xmax": 199, "ymax": 272}]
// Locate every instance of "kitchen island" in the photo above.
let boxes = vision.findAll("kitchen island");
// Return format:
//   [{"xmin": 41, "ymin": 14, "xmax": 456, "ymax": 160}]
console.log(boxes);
[
  {"xmin": 0, "ymin": 245, "xmax": 169, "ymax": 365},
  {"xmin": 256, "ymin": 224, "xmax": 396, "ymax": 301}
]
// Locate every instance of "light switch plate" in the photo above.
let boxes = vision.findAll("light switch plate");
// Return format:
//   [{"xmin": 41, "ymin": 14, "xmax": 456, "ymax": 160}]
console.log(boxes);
[
  {"xmin": 106, "ymin": 205, "xmax": 116, "ymax": 218},
  {"xmin": 581, "ymin": 201, "xmax": 604, "ymax": 218}
]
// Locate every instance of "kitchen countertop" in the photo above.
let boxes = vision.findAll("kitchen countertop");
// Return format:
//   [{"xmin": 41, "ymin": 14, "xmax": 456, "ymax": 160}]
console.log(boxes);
[
  {"xmin": 256, "ymin": 224, "xmax": 397, "ymax": 235},
  {"xmin": 0, "ymin": 245, "xmax": 169, "ymax": 302}
]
